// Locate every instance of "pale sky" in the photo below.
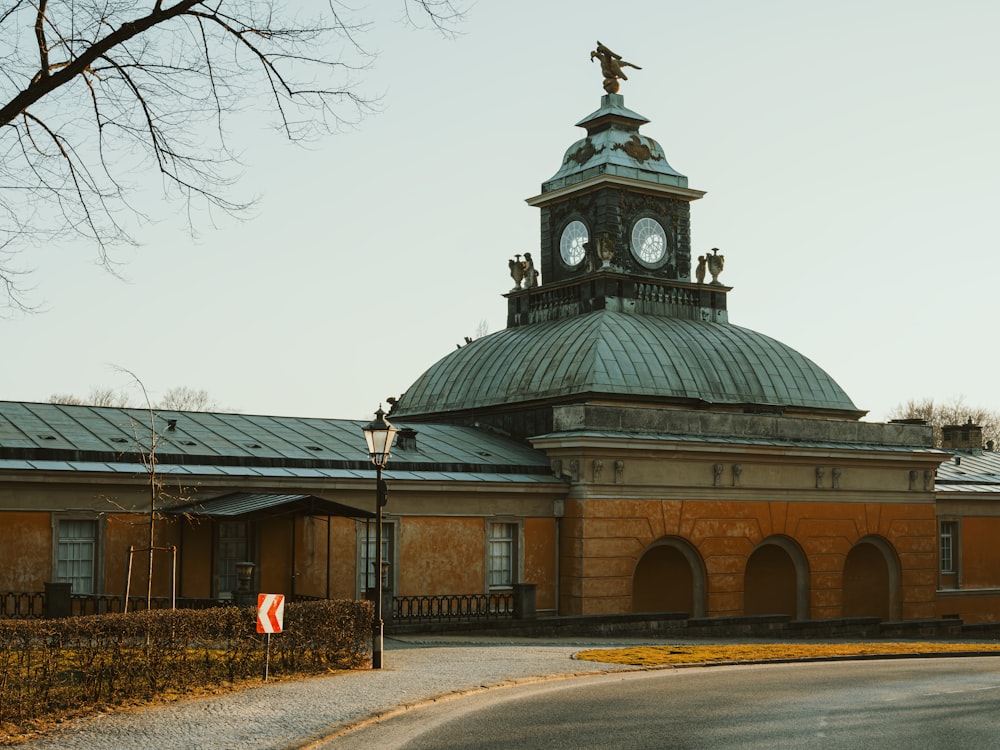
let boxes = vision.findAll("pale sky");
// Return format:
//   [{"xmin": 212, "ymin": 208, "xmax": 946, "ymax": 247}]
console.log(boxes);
[{"xmin": 4, "ymin": 1, "xmax": 999, "ymax": 423}]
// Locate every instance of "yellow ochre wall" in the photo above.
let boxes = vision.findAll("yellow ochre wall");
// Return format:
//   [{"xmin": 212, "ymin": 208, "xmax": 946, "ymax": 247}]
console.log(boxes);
[
  {"xmin": 0, "ymin": 512, "xmax": 51, "ymax": 590},
  {"xmin": 560, "ymin": 498, "xmax": 937, "ymax": 620},
  {"xmin": 934, "ymin": 515, "xmax": 1000, "ymax": 624}
]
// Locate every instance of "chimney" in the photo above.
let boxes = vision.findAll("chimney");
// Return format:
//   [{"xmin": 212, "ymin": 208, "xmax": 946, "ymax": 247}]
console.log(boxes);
[
  {"xmin": 395, "ymin": 427, "xmax": 418, "ymax": 452},
  {"xmin": 941, "ymin": 419, "xmax": 983, "ymax": 452}
]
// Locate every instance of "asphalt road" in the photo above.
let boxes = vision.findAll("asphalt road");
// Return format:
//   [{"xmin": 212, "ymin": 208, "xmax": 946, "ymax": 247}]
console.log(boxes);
[{"xmin": 324, "ymin": 657, "xmax": 1000, "ymax": 749}]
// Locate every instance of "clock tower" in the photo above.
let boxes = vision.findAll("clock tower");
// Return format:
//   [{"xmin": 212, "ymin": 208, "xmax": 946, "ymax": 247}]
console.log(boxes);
[
  {"xmin": 530, "ymin": 92, "xmax": 703, "ymax": 285},
  {"xmin": 509, "ymin": 44, "xmax": 728, "ymax": 329}
]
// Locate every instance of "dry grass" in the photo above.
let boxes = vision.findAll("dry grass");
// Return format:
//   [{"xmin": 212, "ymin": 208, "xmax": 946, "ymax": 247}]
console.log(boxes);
[{"xmin": 575, "ymin": 642, "xmax": 1000, "ymax": 666}]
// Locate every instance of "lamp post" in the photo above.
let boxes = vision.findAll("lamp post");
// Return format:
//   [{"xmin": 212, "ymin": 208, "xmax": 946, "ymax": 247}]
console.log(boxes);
[{"xmin": 361, "ymin": 406, "xmax": 398, "ymax": 670}]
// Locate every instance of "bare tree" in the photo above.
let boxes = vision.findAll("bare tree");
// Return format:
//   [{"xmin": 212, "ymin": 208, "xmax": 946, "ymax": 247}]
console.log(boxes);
[
  {"xmin": 888, "ymin": 396, "xmax": 1000, "ymax": 449},
  {"xmin": 1, "ymin": 0, "xmax": 465, "ymax": 309},
  {"xmin": 158, "ymin": 386, "xmax": 215, "ymax": 411},
  {"xmin": 48, "ymin": 383, "xmax": 222, "ymax": 410},
  {"xmin": 49, "ymin": 385, "xmax": 133, "ymax": 407}
]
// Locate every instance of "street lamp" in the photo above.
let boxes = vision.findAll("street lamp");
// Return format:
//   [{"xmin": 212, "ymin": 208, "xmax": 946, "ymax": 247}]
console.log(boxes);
[{"xmin": 361, "ymin": 405, "xmax": 398, "ymax": 670}]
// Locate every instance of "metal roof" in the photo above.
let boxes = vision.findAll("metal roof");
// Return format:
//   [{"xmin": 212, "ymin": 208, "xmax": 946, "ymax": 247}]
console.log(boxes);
[
  {"xmin": 936, "ymin": 450, "xmax": 1000, "ymax": 490},
  {"xmin": 170, "ymin": 493, "xmax": 374, "ymax": 519},
  {"xmin": 0, "ymin": 401, "xmax": 556, "ymax": 477},
  {"xmin": 395, "ymin": 311, "xmax": 862, "ymax": 418},
  {"xmin": 0, "ymin": 458, "xmax": 562, "ymax": 485}
]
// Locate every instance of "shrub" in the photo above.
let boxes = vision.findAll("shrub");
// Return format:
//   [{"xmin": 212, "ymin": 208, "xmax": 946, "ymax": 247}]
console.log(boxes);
[{"xmin": 0, "ymin": 599, "xmax": 373, "ymax": 738}]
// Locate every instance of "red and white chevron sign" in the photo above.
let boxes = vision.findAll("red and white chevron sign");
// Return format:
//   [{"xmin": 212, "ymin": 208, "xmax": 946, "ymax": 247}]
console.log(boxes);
[{"xmin": 256, "ymin": 593, "xmax": 285, "ymax": 634}]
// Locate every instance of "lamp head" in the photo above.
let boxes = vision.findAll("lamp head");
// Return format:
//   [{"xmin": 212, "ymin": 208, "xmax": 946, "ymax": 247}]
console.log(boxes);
[{"xmin": 362, "ymin": 405, "xmax": 398, "ymax": 468}]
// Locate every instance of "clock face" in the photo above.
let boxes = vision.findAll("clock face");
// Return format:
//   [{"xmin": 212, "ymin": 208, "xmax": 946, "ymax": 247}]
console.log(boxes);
[
  {"xmin": 631, "ymin": 218, "xmax": 667, "ymax": 265},
  {"xmin": 560, "ymin": 220, "xmax": 589, "ymax": 266}
]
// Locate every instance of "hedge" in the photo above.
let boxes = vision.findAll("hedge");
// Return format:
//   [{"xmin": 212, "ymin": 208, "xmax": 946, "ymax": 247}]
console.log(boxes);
[{"xmin": 0, "ymin": 598, "xmax": 373, "ymax": 737}]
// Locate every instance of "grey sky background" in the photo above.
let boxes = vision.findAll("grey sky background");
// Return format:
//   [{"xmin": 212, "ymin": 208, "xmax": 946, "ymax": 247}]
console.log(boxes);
[{"xmin": 4, "ymin": 1, "xmax": 998, "ymax": 422}]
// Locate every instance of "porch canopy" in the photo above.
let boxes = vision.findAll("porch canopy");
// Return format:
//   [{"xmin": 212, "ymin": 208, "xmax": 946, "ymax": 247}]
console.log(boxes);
[{"xmin": 170, "ymin": 492, "xmax": 374, "ymax": 520}]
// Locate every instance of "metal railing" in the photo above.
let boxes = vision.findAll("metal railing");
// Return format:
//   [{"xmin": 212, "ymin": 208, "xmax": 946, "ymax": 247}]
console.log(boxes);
[
  {"xmin": 1, "ymin": 591, "xmax": 227, "ymax": 620},
  {"xmin": 4, "ymin": 589, "xmax": 518, "ymax": 624},
  {"xmin": 1, "ymin": 591, "xmax": 45, "ymax": 619},
  {"xmin": 392, "ymin": 592, "xmax": 514, "ymax": 625}
]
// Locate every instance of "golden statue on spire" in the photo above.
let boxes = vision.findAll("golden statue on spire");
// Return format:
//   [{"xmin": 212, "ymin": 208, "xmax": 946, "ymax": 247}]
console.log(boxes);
[{"xmin": 590, "ymin": 41, "xmax": 641, "ymax": 94}]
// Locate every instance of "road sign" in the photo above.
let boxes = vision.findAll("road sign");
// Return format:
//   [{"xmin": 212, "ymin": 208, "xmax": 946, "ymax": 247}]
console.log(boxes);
[{"xmin": 256, "ymin": 593, "xmax": 285, "ymax": 634}]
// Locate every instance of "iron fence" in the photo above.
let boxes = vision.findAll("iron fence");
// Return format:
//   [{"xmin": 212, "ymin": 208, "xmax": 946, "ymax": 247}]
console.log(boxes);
[
  {"xmin": 392, "ymin": 592, "xmax": 514, "ymax": 624},
  {"xmin": 1, "ymin": 591, "xmax": 45, "ymax": 619},
  {"xmin": 0, "ymin": 591, "xmax": 226, "ymax": 620},
  {"xmin": 3, "ymin": 589, "xmax": 516, "ymax": 623}
]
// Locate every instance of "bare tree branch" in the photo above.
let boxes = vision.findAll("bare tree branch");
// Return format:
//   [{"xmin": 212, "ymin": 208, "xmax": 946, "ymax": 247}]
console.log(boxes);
[{"xmin": 0, "ymin": 0, "xmax": 467, "ymax": 310}]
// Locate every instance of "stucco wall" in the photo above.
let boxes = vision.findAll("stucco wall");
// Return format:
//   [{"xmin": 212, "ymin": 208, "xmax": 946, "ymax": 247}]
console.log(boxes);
[
  {"xmin": 178, "ymin": 519, "xmax": 213, "ymax": 598},
  {"xmin": 560, "ymin": 497, "xmax": 937, "ymax": 620},
  {"xmin": 936, "ymin": 591, "xmax": 1000, "ymax": 624},
  {"xmin": 959, "ymin": 517, "xmax": 1000, "ymax": 589},
  {"xmin": 523, "ymin": 517, "xmax": 557, "ymax": 613},
  {"xmin": 105, "ymin": 513, "xmax": 182, "ymax": 598},
  {"xmin": 0, "ymin": 512, "xmax": 51, "ymax": 590},
  {"xmin": 259, "ymin": 518, "xmax": 293, "ymax": 596},
  {"xmin": 398, "ymin": 517, "xmax": 484, "ymax": 596},
  {"xmin": 328, "ymin": 517, "xmax": 358, "ymax": 600}
]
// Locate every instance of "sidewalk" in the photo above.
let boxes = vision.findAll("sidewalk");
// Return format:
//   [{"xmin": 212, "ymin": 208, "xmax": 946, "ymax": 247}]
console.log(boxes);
[{"xmin": 17, "ymin": 635, "xmax": 649, "ymax": 750}]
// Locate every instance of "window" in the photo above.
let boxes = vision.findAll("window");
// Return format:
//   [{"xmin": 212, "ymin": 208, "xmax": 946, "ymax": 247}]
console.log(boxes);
[
  {"xmin": 57, "ymin": 520, "xmax": 97, "ymax": 594},
  {"xmin": 940, "ymin": 520, "xmax": 958, "ymax": 574},
  {"xmin": 488, "ymin": 522, "xmax": 518, "ymax": 589},
  {"xmin": 217, "ymin": 521, "xmax": 250, "ymax": 599},
  {"xmin": 357, "ymin": 520, "xmax": 396, "ymax": 598}
]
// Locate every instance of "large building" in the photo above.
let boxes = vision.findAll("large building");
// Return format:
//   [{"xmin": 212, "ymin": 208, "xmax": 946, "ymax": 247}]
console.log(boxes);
[{"xmin": 2, "ymin": 51, "xmax": 996, "ymax": 625}]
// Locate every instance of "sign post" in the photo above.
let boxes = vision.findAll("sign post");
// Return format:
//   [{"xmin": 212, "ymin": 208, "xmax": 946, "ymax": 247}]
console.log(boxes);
[{"xmin": 256, "ymin": 594, "xmax": 285, "ymax": 681}]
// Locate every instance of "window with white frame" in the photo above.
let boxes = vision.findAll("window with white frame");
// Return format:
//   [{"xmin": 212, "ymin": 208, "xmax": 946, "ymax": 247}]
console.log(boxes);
[
  {"xmin": 357, "ymin": 520, "xmax": 395, "ymax": 597},
  {"xmin": 940, "ymin": 520, "xmax": 958, "ymax": 573},
  {"xmin": 57, "ymin": 519, "xmax": 97, "ymax": 594},
  {"xmin": 487, "ymin": 522, "xmax": 518, "ymax": 589}
]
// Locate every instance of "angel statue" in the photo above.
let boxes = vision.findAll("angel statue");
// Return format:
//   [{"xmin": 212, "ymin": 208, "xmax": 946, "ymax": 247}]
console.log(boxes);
[
  {"xmin": 695, "ymin": 255, "xmax": 707, "ymax": 284},
  {"xmin": 590, "ymin": 41, "xmax": 641, "ymax": 94},
  {"xmin": 523, "ymin": 252, "xmax": 539, "ymax": 288}
]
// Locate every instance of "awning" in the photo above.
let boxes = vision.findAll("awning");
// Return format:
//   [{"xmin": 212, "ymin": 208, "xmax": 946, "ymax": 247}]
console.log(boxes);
[{"xmin": 169, "ymin": 492, "xmax": 374, "ymax": 519}]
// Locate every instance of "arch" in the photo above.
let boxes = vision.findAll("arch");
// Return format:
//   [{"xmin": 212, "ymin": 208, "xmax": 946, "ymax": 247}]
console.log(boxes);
[
  {"xmin": 843, "ymin": 535, "xmax": 901, "ymax": 621},
  {"xmin": 744, "ymin": 535, "xmax": 810, "ymax": 620},
  {"xmin": 632, "ymin": 537, "xmax": 706, "ymax": 617}
]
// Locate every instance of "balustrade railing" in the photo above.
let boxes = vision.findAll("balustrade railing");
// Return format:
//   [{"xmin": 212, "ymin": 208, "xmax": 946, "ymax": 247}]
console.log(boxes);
[
  {"xmin": 392, "ymin": 592, "xmax": 514, "ymax": 624},
  {"xmin": 1, "ymin": 591, "xmax": 45, "ymax": 619},
  {"xmin": 4, "ymin": 589, "xmax": 518, "ymax": 624},
  {"xmin": 1, "ymin": 591, "xmax": 225, "ymax": 620}
]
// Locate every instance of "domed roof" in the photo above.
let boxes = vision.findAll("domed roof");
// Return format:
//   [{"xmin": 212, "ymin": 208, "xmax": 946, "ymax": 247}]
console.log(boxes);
[
  {"xmin": 541, "ymin": 93, "xmax": 689, "ymax": 195},
  {"xmin": 394, "ymin": 311, "xmax": 862, "ymax": 419}
]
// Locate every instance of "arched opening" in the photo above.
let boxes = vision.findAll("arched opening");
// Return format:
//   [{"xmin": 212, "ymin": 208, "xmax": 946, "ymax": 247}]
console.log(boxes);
[
  {"xmin": 843, "ymin": 536, "xmax": 901, "ymax": 621},
  {"xmin": 632, "ymin": 538, "xmax": 705, "ymax": 617},
  {"xmin": 744, "ymin": 536, "xmax": 808, "ymax": 619}
]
